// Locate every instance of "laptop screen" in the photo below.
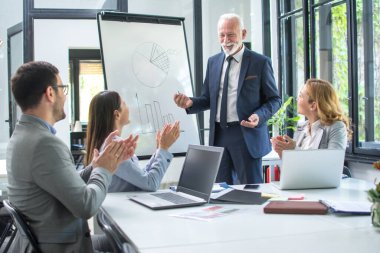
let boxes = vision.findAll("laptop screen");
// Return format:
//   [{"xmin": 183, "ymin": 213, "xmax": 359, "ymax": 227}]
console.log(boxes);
[{"xmin": 176, "ymin": 145, "xmax": 223, "ymax": 199}]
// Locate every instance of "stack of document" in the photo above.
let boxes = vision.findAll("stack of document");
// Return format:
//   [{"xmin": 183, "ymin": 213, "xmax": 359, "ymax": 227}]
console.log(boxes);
[
  {"xmin": 210, "ymin": 188, "xmax": 268, "ymax": 205},
  {"xmin": 170, "ymin": 205, "xmax": 241, "ymax": 221},
  {"xmin": 319, "ymin": 200, "xmax": 371, "ymax": 215}
]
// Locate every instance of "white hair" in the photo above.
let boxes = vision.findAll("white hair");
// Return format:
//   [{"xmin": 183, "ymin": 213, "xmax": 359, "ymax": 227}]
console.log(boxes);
[{"xmin": 217, "ymin": 13, "xmax": 245, "ymax": 31}]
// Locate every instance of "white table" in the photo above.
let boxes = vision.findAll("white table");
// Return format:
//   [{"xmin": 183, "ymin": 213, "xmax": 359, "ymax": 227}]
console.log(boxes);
[
  {"xmin": 0, "ymin": 160, "xmax": 7, "ymax": 181},
  {"xmin": 0, "ymin": 160, "xmax": 8, "ymax": 196},
  {"xmin": 100, "ymin": 179, "xmax": 380, "ymax": 253},
  {"xmin": 0, "ymin": 160, "xmax": 6, "ymax": 176}
]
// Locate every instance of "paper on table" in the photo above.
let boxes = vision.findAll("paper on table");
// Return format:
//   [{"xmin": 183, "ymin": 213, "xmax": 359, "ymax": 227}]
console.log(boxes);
[
  {"xmin": 320, "ymin": 199, "xmax": 371, "ymax": 215},
  {"xmin": 170, "ymin": 205, "xmax": 241, "ymax": 221},
  {"xmin": 170, "ymin": 183, "xmax": 229, "ymax": 193},
  {"xmin": 210, "ymin": 188, "xmax": 268, "ymax": 205}
]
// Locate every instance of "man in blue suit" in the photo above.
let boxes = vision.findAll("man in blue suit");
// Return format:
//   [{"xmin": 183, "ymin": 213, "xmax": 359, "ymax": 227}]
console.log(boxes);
[{"xmin": 174, "ymin": 13, "xmax": 281, "ymax": 184}]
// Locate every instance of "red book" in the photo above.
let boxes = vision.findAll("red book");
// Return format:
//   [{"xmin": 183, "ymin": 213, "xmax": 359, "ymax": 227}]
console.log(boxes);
[
  {"xmin": 274, "ymin": 165, "xmax": 280, "ymax": 181},
  {"xmin": 265, "ymin": 166, "xmax": 271, "ymax": 183}
]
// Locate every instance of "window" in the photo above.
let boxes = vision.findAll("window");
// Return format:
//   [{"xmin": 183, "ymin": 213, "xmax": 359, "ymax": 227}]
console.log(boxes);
[
  {"xmin": 69, "ymin": 49, "xmax": 105, "ymax": 126},
  {"xmin": 313, "ymin": 1, "xmax": 349, "ymax": 116},
  {"xmin": 355, "ymin": 0, "xmax": 380, "ymax": 154},
  {"xmin": 277, "ymin": 0, "xmax": 380, "ymax": 159},
  {"xmin": 279, "ymin": 1, "xmax": 306, "ymax": 98},
  {"xmin": 34, "ymin": 0, "xmax": 117, "ymax": 9}
]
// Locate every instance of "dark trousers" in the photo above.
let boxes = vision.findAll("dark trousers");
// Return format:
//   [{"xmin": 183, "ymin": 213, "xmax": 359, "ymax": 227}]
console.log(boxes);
[{"xmin": 214, "ymin": 123, "xmax": 263, "ymax": 184}]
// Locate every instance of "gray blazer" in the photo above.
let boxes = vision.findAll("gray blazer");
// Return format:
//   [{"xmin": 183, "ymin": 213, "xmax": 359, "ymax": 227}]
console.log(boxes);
[
  {"xmin": 6, "ymin": 114, "xmax": 112, "ymax": 253},
  {"xmin": 293, "ymin": 120, "xmax": 347, "ymax": 150}
]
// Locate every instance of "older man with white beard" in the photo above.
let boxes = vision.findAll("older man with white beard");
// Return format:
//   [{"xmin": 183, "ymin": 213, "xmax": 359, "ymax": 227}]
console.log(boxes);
[{"xmin": 174, "ymin": 13, "xmax": 281, "ymax": 184}]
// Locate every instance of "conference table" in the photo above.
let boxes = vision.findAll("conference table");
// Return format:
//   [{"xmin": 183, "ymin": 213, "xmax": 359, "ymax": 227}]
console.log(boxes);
[{"xmin": 100, "ymin": 178, "xmax": 380, "ymax": 253}]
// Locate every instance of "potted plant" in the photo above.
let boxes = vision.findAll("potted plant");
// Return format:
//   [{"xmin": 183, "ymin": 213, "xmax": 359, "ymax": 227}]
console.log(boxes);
[
  {"xmin": 267, "ymin": 96, "xmax": 300, "ymax": 137},
  {"xmin": 368, "ymin": 160, "xmax": 380, "ymax": 227}
]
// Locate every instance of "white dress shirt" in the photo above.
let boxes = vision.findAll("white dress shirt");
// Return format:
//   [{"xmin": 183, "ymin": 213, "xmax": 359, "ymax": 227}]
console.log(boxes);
[
  {"xmin": 216, "ymin": 46, "xmax": 245, "ymax": 123},
  {"xmin": 297, "ymin": 120, "xmax": 324, "ymax": 149}
]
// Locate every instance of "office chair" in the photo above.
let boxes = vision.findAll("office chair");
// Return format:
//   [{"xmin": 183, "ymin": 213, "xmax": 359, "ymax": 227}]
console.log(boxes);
[
  {"xmin": 96, "ymin": 211, "xmax": 137, "ymax": 253},
  {"xmin": 342, "ymin": 165, "xmax": 352, "ymax": 178},
  {"xmin": 3, "ymin": 200, "xmax": 42, "ymax": 253},
  {"xmin": 0, "ymin": 206, "xmax": 16, "ymax": 253},
  {"xmin": 122, "ymin": 242, "xmax": 136, "ymax": 253}
]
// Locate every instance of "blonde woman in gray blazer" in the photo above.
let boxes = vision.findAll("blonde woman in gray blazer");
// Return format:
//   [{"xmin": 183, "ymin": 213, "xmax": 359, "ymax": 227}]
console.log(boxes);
[
  {"xmin": 7, "ymin": 61, "xmax": 136, "ymax": 253},
  {"xmin": 271, "ymin": 79, "xmax": 351, "ymax": 158}
]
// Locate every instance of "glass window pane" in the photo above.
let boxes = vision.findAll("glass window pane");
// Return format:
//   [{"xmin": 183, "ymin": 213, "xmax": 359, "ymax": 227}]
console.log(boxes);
[
  {"xmin": 78, "ymin": 60, "xmax": 104, "ymax": 122},
  {"xmin": 280, "ymin": 0, "xmax": 303, "ymax": 15},
  {"xmin": 315, "ymin": 3, "xmax": 349, "ymax": 116},
  {"xmin": 280, "ymin": 14, "xmax": 305, "ymax": 97},
  {"xmin": 356, "ymin": 0, "xmax": 380, "ymax": 150},
  {"xmin": 34, "ymin": 0, "xmax": 117, "ymax": 9}
]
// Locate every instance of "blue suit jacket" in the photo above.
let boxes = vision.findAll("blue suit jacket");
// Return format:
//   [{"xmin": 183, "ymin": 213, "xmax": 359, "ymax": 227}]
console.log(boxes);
[{"xmin": 188, "ymin": 48, "xmax": 281, "ymax": 158}]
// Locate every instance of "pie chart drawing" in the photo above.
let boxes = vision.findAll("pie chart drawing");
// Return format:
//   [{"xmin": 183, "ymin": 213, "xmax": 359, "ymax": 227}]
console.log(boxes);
[{"xmin": 132, "ymin": 42, "xmax": 170, "ymax": 88}]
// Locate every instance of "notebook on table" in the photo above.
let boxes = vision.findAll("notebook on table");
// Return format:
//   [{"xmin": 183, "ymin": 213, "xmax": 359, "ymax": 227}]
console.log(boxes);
[
  {"xmin": 271, "ymin": 149, "xmax": 345, "ymax": 190},
  {"xmin": 263, "ymin": 201, "xmax": 328, "ymax": 215},
  {"xmin": 129, "ymin": 145, "xmax": 224, "ymax": 210}
]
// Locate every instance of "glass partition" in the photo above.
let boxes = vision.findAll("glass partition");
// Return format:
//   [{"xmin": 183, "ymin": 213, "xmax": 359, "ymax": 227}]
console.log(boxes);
[
  {"xmin": 280, "ymin": 13, "xmax": 305, "ymax": 97},
  {"xmin": 356, "ymin": 0, "xmax": 380, "ymax": 151},
  {"xmin": 314, "ymin": 2, "xmax": 349, "ymax": 115},
  {"xmin": 279, "ymin": 0, "xmax": 303, "ymax": 15},
  {"xmin": 34, "ymin": 0, "xmax": 117, "ymax": 9}
]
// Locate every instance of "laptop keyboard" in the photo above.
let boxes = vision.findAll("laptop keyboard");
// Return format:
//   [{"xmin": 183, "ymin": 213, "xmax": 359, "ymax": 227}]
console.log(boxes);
[{"xmin": 152, "ymin": 192, "xmax": 198, "ymax": 205}]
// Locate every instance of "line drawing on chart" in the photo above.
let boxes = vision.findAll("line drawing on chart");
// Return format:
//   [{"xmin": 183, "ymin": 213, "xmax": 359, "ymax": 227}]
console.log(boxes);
[
  {"xmin": 132, "ymin": 42, "xmax": 170, "ymax": 88},
  {"xmin": 135, "ymin": 93, "xmax": 176, "ymax": 134}
]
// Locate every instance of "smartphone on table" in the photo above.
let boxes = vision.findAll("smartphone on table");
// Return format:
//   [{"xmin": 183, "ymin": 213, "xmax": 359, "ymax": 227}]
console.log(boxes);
[{"xmin": 244, "ymin": 184, "xmax": 260, "ymax": 190}]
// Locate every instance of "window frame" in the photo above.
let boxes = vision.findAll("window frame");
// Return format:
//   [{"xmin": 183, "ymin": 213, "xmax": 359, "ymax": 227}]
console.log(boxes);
[
  {"xmin": 276, "ymin": 0, "xmax": 380, "ymax": 163},
  {"xmin": 69, "ymin": 49, "xmax": 103, "ymax": 125}
]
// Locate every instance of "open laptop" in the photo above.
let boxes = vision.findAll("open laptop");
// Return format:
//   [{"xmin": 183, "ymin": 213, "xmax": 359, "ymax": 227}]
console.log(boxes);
[
  {"xmin": 129, "ymin": 145, "xmax": 224, "ymax": 210},
  {"xmin": 272, "ymin": 149, "xmax": 345, "ymax": 190}
]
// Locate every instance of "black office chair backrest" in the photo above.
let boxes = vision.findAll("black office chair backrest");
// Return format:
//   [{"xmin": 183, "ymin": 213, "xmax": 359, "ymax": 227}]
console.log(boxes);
[
  {"xmin": 3, "ymin": 200, "xmax": 42, "ymax": 253},
  {"xmin": 342, "ymin": 165, "xmax": 352, "ymax": 178},
  {"xmin": 0, "ymin": 204, "xmax": 16, "ymax": 253},
  {"xmin": 96, "ymin": 212, "xmax": 136, "ymax": 253}
]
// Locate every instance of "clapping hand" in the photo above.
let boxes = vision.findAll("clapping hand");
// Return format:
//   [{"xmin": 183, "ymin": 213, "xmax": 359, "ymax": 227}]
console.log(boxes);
[
  {"xmin": 270, "ymin": 135, "xmax": 296, "ymax": 159},
  {"xmin": 102, "ymin": 130, "xmax": 139, "ymax": 161},
  {"xmin": 118, "ymin": 134, "xmax": 139, "ymax": 160},
  {"xmin": 156, "ymin": 121, "xmax": 180, "ymax": 150},
  {"xmin": 92, "ymin": 140, "xmax": 126, "ymax": 174}
]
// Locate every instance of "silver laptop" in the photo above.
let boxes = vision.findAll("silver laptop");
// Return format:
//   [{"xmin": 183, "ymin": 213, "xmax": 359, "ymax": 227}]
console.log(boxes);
[
  {"xmin": 272, "ymin": 149, "xmax": 345, "ymax": 190},
  {"xmin": 129, "ymin": 145, "xmax": 224, "ymax": 210}
]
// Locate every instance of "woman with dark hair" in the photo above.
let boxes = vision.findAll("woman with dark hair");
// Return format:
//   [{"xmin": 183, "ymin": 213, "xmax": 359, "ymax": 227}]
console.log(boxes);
[
  {"xmin": 85, "ymin": 90, "xmax": 180, "ymax": 192},
  {"xmin": 271, "ymin": 78, "xmax": 351, "ymax": 158}
]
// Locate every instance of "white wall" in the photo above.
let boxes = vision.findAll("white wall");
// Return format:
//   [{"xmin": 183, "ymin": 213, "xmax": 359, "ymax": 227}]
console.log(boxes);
[
  {"xmin": 0, "ymin": 0, "xmax": 23, "ymax": 159},
  {"xmin": 34, "ymin": 0, "xmax": 116, "ymax": 9},
  {"xmin": 34, "ymin": 19, "xmax": 100, "ymax": 146}
]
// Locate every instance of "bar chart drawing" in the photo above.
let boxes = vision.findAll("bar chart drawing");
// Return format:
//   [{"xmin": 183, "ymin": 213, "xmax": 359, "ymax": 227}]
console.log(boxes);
[{"xmin": 135, "ymin": 93, "xmax": 175, "ymax": 134}]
